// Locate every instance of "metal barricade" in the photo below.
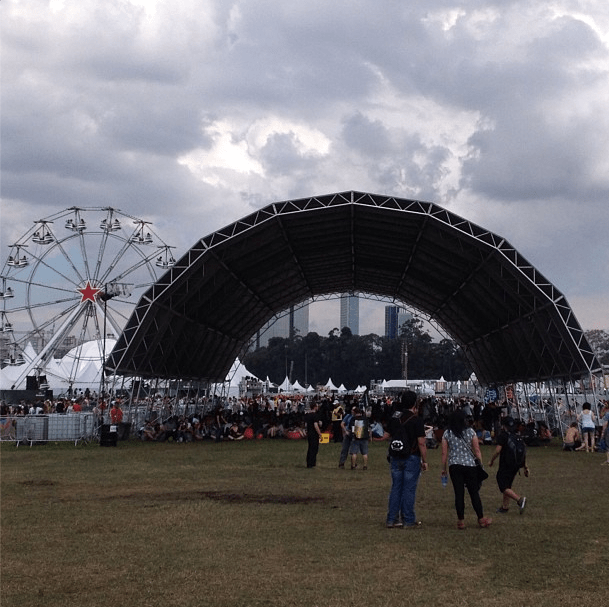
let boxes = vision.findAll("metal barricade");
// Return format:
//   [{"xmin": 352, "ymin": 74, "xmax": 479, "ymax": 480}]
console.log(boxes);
[{"xmin": 0, "ymin": 414, "xmax": 97, "ymax": 446}]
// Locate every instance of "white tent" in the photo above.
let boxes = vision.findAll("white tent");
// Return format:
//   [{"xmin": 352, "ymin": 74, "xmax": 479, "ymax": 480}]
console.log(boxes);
[
  {"xmin": 263, "ymin": 376, "xmax": 276, "ymax": 393},
  {"xmin": 354, "ymin": 385, "xmax": 367, "ymax": 393},
  {"xmin": 306, "ymin": 384, "xmax": 315, "ymax": 393},
  {"xmin": 324, "ymin": 378, "xmax": 338, "ymax": 391},
  {"xmin": 337, "ymin": 383, "xmax": 347, "ymax": 393},
  {"xmin": 72, "ymin": 360, "xmax": 100, "ymax": 387},
  {"xmin": 212, "ymin": 358, "xmax": 259, "ymax": 397},
  {"xmin": 292, "ymin": 380, "xmax": 305, "ymax": 392},
  {"xmin": 0, "ymin": 339, "xmax": 117, "ymax": 393},
  {"xmin": 278, "ymin": 376, "xmax": 292, "ymax": 392},
  {"xmin": 0, "ymin": 365, "xmax": 20, "ymax": 389}
]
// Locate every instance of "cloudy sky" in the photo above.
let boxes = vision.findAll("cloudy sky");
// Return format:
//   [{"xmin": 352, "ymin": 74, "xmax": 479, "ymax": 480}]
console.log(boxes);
[{"xmin": 2, "ymin": 0, "xmax": 608, "ymax": 337}]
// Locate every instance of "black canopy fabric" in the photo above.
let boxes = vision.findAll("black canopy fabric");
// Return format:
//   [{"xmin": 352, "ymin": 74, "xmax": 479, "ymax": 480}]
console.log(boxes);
[{"xmin": 106, "ymin": 191, "xmax": 599, "ymax": 385}]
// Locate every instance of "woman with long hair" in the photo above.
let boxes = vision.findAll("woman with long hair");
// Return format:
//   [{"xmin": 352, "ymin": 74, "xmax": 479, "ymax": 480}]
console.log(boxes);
[{"xmin": 441, "ymin": 409, "xmax": 492, "ymax": 529}]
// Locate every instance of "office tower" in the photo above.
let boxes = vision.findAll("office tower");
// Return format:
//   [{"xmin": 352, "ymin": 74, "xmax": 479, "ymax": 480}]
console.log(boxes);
[
  {"xmin": 385, "ymin": 306, "xmax": 412, "ymax": 339},
  {"xmin": 256, "ymin": 301, "xmax": 309, "ymax": 347},
  {"xmin": 340, "ymin": 295, "xmax": 359, "ymax": 335}
]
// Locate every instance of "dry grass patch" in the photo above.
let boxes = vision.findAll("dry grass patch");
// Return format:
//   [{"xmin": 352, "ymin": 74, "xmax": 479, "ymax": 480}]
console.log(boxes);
[{"xmin": 2, "ymin": 439, "xmax": 607, "ymax": 607}]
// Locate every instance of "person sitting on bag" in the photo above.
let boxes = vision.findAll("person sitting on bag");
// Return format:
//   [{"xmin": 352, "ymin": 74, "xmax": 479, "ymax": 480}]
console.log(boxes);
[{"xmin": 441, "ymin": 409, "xmax": 492, "ymax": 529}]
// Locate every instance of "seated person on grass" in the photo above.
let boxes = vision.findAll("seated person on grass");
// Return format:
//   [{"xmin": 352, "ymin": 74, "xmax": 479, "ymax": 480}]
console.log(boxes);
[
  {"xmin": 227, "ymin": 422, "xmax": 244, "ymax": 440},
  {"xmin": 562, "ymin": 423, "xmax": 581, "ymax": 451}
]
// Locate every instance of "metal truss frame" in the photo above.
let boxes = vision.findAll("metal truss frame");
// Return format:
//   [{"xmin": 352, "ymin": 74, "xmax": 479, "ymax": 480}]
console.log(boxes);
[{"xmin": 105, "ymin": 191, "xmax": 600, "ymax": 385}]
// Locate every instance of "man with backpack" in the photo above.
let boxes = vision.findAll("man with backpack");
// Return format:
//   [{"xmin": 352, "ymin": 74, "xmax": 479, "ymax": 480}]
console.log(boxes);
[
  {"xmin": 489, "ymin": 416, "xmax": 529, "ymax": 514},
  {"xmin": 385, "ymin": 391, "xmax": 428, "ymax": 528},
  {"xmin": 348, "ymin": 407, "xmax": 370, "ymax": 470}
]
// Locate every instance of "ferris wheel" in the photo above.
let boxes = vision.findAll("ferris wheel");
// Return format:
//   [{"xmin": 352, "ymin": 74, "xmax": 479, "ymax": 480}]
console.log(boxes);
[{"xmin": 0, "ymin": 207, "xmax": 176, "ymax": 393}]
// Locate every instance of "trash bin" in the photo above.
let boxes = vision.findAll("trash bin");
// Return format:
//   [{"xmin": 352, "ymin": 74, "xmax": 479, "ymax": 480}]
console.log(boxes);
[{"xmin": 100, "ymin": 424, "xmax": 118, "ymax": 447}]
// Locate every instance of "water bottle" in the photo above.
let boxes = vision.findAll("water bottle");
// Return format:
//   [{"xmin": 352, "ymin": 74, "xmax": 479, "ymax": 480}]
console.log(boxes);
[{"xmin": 441, "ymin": 474, "xmax": 448, "ymax": 489}]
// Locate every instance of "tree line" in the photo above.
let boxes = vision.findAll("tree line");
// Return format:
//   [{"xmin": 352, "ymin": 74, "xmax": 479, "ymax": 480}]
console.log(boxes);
[
  {"xmin": 242, "ymin": 325, "xmax": 609, "ymax": 391},
  {"xmin": 242, "ymin": 318, "xmax": 473, "ymax": 389}
]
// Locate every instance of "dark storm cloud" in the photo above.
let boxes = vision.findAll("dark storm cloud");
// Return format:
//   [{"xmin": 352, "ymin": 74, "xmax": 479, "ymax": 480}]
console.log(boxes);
[{"xmin": 2, "ymin": 0, "xmax": 607, "ymax": 331}]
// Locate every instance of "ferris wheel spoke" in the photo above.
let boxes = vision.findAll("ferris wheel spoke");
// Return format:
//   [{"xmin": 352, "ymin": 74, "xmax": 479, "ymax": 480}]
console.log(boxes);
[
  {"xmin": 105, "ymin": 300, "xmax": 134, "ymax": 323},
  {"xmin": 30, "ymin": 240, "xmax": 86, "ymax": 288},
  {"xmin": 102, "ymin": 302, "xmax": 129, "ymax": 337},
  {"xmin": 97, "ymin": 238, "xmax": 145, "ymax": 286},
  {"xmin": 92, "ymin": 230, "xmax": 111, "ymax": 284},
  {"xmin": 77, "ymin": 229, "xmax": 93, "ymax": 281},
  {"xmin": 4, "ymin": 274, "xmax": 79, "ymax": 296},
  {"xmin": 90, "ymin": 304, "xmax": 104, "ymax": 341},
  {"xmin": 6, "ymin": 296, "xmax": 79, "ymax": 314},
  {"xmin": 92, "ymin": 208, "xmax": 125, "ymax": 283},
  {"xmin": 100, "ymin": 252, "xmax": 158, "ymax": 287},
  {"xmin": 72, "ymin": 306, "xmax": 97, "ymax": 351},
  {"xmin": 12, "ymin": 301, "xmax": 80, "ymax": 348},
  {"xmin": 97, "ymin": 220, "xmax": 147, "ymax": 285},
  {"xmin": 62, "ymin": 316, "xmax": 93, "ymax": 381}
]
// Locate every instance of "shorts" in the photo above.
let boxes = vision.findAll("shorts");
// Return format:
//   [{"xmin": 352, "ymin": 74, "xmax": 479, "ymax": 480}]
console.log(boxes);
[
  {"xmin": 581, "ymin": 427, "xmax": 595, "ymax": 435},
  {"xmin": 349, "ymin": 438, "xmax": 369, "ymax": 456},
  {"xmin": 496, "ymin": 467, "xmax": 518, "ymax": 493}
]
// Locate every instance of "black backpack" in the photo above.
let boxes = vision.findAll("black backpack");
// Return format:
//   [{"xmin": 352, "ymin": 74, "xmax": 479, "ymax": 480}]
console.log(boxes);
[
  {"xmin": 506, "ymin": 432, "xmax": 527, "ymax": 468},
  {"xmin": 388, "ymin": 411, "xmax": 416, "ymax": 459}
]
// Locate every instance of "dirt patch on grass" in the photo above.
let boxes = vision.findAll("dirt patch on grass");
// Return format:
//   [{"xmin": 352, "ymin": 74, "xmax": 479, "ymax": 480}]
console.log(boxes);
[
  {"xmin": 200, "ymin": 491, "xmax": 325, "ymax": 505},
  {"xmin": 66, "ymin": 489, "xmax": 326, "ymax": 505}
]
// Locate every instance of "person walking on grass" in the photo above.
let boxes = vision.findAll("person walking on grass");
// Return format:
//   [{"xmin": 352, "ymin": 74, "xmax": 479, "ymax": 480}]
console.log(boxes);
[
  {"xmin": 305, "ymin": 402, "xmax": 323, "ymax": 468},
  {"xmin": 349, "ymin": 407, "xmax": 370, "ymax": 470},
  {"xmin": 331, "ymin": 400, "xmax": 344, "ymax": 444},
  {"xmin": 385, "ymin": 391, "xmax": 428, "ymax": 529},
  {"xmin": 600, "ymin": 404, "xmax": 609, "ymax": 465},
  {"xmin": 489, "ymin": 417, "xmax": 529, "ymax": 515},
  {"xmin": 576, "ymin": 402, "xmax": 596, "ymax": 452},
  {"xmin": 441, "ymin": 409, "xmax": 492, "ymax": 529},
  {"xmin": 338, "ymin": 406, "xmax": 354, "ymax": 468}
]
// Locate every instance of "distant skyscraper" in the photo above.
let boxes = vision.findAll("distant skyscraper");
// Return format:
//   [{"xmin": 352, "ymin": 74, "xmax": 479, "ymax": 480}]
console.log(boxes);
[
  {"xmin": 340, "ymin": 295, "xmax": 359, "ymax": 335},
  {"xmin": 385, "ymin": 306, "xmax": 412, "ymax": 339},
  {"xmin": 256, "ymin": 302, "xmax": 310, "ymax": 347}
]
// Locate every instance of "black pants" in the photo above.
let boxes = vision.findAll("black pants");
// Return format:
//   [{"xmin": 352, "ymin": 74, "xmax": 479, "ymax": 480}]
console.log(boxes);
[
  {"xmin": 332, "ymin": 420, "xmax": 342, "ymax": 443},
  {"xmin": 307, "ymin": 435, "xmax": 319, "ymax": 468},
  {"xmin": 449, "ymin": 464, "xmax": 484, "ymax": 519}
]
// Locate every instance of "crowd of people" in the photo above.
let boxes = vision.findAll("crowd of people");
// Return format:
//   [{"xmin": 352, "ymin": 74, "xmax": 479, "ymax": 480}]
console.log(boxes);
[
  {"xmin": 2, "ymin": 388, "xmax": 608, "ymax": 530},
  {"xmin": 2, "ymin": 391, "xmax": 607, "ymax": 453}
]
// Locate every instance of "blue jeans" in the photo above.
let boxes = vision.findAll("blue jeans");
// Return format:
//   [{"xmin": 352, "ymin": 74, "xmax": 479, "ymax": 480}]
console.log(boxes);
[
  {"xmin": 387, "ymin": 455, "xmax": 421, "ymax": 525},
  {"xmin": 339, "ymin": 434, "xmax": 352, "ymax": 465}
]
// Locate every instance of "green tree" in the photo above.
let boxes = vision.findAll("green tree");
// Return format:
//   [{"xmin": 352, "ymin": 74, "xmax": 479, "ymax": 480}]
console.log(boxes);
[
  {"xmin": 400, "ymin": 318, "xmax": 433, "ymax": 378},
  {"xmin": 243, "ymin": 321, "xmax": 474, "ymax": 389}
]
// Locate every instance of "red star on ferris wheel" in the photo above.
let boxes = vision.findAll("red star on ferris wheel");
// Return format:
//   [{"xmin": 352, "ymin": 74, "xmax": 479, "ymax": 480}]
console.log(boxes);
[{"xmin": 77, "ymin": 280, "xmax": 101, "ymax": 303}]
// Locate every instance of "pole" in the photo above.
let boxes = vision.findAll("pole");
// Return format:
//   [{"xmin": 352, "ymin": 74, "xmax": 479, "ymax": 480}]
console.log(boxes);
[{"xmin": 100, "ymin": 295, "xmax": 108, "ymax": 401}]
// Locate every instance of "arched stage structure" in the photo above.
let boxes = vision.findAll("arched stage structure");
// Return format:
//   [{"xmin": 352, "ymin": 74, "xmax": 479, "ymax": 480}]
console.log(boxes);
[{"xmin": 106, "ymin": 191, "xmax": 600, "ymax": 386}]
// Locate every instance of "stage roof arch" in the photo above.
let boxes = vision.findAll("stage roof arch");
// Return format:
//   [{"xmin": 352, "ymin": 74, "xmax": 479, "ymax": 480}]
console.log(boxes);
[{"xmin": 106, "ymin": 191, "xmax": 599, "ymax": 385}]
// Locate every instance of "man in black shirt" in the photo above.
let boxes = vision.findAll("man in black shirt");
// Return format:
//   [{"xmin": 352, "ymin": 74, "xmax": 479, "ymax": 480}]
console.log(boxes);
[
  {"xmin": 305, "ymin": 402, "xmax": 323, "ymax": 468},
  {"xmin": 386, "ymin": 391, "xmax": 428, "ymax": 528},
  {"xmin": 489, "ymin": 417, "xmax": 529, "ymax": 514}
]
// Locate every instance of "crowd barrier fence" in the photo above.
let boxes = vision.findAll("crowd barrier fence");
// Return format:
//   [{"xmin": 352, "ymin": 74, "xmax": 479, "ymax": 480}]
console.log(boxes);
[{"xmin": 0, "ymin": 414, "xmax": 97, "ymax": 446}]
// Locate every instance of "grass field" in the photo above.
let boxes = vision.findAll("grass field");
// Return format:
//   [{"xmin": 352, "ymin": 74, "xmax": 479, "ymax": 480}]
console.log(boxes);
[{"xmin": 1, "ymin": 437, "xmax": 607, "ymax": 607}]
